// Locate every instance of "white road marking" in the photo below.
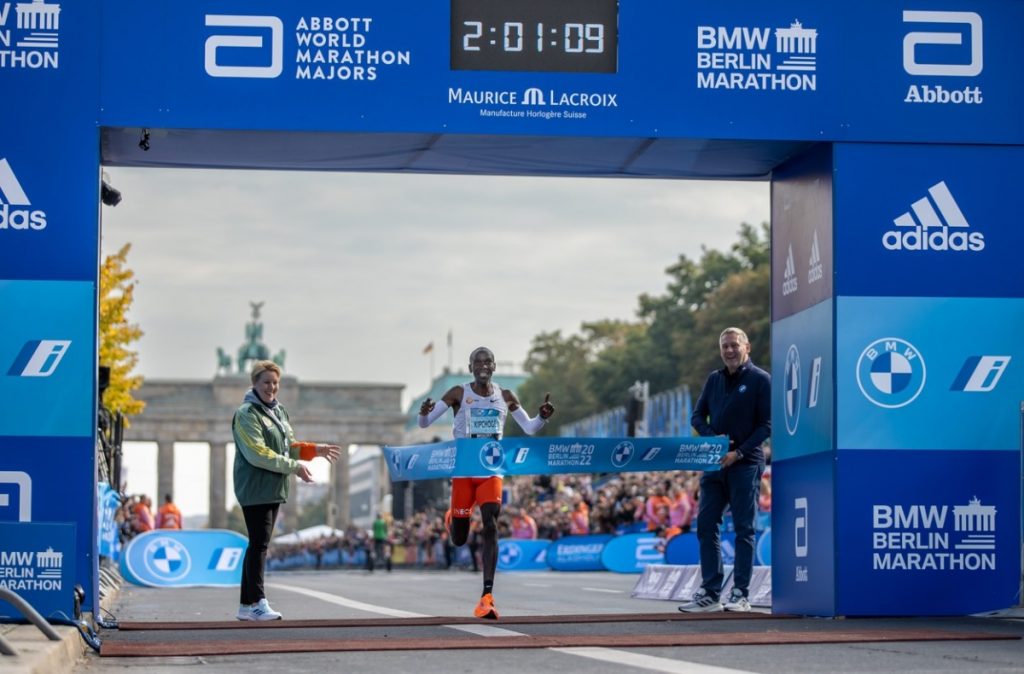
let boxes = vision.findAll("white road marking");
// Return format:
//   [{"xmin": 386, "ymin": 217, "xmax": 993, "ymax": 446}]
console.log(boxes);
[
  {"xmin": 269, "ymin": 582, "xmax": 427, "ymax": 618},
  {"xmin": 446, "ymin": 624, "xmax": 527, "ymax": 638},
  {"xmin": 551, "ymin": 647, "xmax": 758, "ymax": 674},
  {"xmin": 581, "ymin": 587, "xmax": 624, "ymax": 594},
  {"xmin": 271, "ymin": 583, "xmax": 751, "ymax": 673},
  {"xmin": 522, "ymin": 583, "xmax": 551, "ymax": 587}
]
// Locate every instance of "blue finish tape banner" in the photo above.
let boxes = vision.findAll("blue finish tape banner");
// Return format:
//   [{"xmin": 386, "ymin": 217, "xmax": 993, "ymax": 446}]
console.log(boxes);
[
  {"xmin": 121, "ymin": 530, "xmax": 248, "ymax": 588},
  {"xmin": 497, "ymin": 539, "xmax": 549, "ymax": 571},
  {"xmin": 0, "ymin": 522, "xmax": 76, "ymax": 622},
  {"xmin": 547, "ymin": 534, "xmax": 612, "ymax": 572},
  {"xmin": 383, "ymin": 436, "xmax": 726, "ymax": 482}
]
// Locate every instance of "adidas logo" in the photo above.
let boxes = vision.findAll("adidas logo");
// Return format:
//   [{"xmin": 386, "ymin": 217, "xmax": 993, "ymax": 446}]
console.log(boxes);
[
  {"xmin": 883, "ymin": 181, "xmax": 983, "ymax": 252},
  {"xmin": 807, "ymin": 230, "xmax": 823, "ymax": 284},
  {"xmin": 0, "ymin": 158, "xmax": 47, "ymax": 231},
  {"xmin": 782, "ymin": 245, "xmax": 798, "ymax": 296}
]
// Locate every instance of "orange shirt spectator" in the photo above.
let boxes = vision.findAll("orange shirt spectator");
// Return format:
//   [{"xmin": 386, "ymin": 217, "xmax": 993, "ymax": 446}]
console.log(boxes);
[
  {"xmin": 509, "ymin": 508, "xmax": 538, "ymax": 539},
  {"xmin": 156, "ymin": 494, "xmax": 183, "ymax": 529},
  {"xmin": 569, "ymin": 498, "xmax": 590, "ymax": 535},
  {"xmin": 133, "ymin": 495, "xmax": 155, "ymax": 533},
  {"xmin": 644, "ymin": 488, "xmax": 672, "ymax": 531}
]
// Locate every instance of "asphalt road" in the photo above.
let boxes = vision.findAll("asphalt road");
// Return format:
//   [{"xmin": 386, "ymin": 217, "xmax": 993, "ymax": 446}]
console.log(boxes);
[{"xmin": 75, "ymin": 567, "xmax": 1024, "ymax": 673}]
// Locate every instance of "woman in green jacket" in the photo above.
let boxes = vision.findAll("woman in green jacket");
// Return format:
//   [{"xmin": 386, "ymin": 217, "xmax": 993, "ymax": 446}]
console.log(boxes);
[{"xmin": 232, "ymin": 360, "xmax": 340, "ymax": 621}]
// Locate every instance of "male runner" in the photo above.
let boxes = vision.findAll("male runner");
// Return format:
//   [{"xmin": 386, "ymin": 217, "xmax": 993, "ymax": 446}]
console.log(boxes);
[{"xmin": 419, "ymin": 346, "xmax": 554, "ymax": 619}]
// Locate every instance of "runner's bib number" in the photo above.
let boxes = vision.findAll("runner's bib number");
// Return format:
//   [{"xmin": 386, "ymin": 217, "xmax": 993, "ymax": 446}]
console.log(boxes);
[{"xmin": 469, "ymin": 408, "xmax": 502, "ymax": 436}]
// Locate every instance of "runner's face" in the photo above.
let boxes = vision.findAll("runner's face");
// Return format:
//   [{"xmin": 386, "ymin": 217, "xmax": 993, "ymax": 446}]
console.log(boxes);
[{"xmin": 470, "ymin": 350, "xmax": 495, "ymax": 384}]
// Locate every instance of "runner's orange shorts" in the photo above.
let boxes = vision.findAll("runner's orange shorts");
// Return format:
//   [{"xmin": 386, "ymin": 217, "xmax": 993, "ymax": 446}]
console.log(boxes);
[{"xmin": 450, "ymin": 476, "xmax": 503, "ymax": 517}]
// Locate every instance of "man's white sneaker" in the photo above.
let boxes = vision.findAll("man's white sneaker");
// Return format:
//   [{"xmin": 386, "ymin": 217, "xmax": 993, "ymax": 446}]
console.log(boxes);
[
  {"xmin": 677, "ymin": 589, "xmax": 723, "ymax": 613},
  {"xmin": 251, "ymin": 598, "xmax": 283, "ymax": 621},
  {"xmin": 236, "ymin": 604, "xmax": 253, "ymax": 621},
  {"xmin": 723, "ymin": 589, "xmax": 751, "ymax": 612}
]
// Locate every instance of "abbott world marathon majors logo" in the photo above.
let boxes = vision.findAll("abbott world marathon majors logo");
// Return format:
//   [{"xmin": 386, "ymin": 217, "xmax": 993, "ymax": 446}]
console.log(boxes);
[
  {"xmin": 856, "ymin": 338, "xmax": 926, "ymax": 409},
  {"xmin": 204, "ymin": 14, "xmax": 411, "ymax": 82},
  {"xmin": 0, "ymin": 0, "xmax": 61, "ymax": 70},
  {"xmin": 448, "ymin": 86, "xmax": 618, "ymax": 121},
  {"xmin": 0, "ymin": 159, "xmax": 46, "ymax": 231},
  {"xmin": 873, "ymin": 497, "xmax": 997, "ymax": 572},
  {"xmin": 143, "ymin": 537, "xmax": 191, "ymax": 582},
  {"xmin": 884, "ymin": 181, "xmax": 983, "ymax": 253},
  {"xmin": 696, "ymin": 19, "xmax": 818, "ymax": 92}
]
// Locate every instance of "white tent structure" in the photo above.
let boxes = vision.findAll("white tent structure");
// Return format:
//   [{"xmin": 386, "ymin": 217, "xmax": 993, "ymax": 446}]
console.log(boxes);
[{"xmin": 271, "ymin": 524, "xmax": 345, "ymax": 545}]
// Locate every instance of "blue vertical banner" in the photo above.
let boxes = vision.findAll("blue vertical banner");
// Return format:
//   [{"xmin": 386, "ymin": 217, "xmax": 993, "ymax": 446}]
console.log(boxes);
[{"xmin": 0, "ymin": 523, "xmax": 76, "ymax": 621}]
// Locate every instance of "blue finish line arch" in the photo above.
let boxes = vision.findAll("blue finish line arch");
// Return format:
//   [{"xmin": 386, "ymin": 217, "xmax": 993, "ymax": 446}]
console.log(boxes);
[{"xmin": 1, "ymin": 0, "xmax": 1021, "ymax": 618}]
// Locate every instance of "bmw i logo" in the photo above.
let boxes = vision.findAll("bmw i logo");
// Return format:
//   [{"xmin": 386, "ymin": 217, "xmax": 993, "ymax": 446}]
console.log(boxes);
[
  {"xmin": 611, "ymin": 441, "xmax": 635, "ymax": 468},
  {"xmin": 143, "ymin": 537, "xmax": 192, "ymax": 581},
  {"xmin": 479, "ymin": 441, "xmax": 504, "ymax": 471},
  {"xmin": 856, "ymin": 337, "xmax": 926, "ymax": 409},
  {"xmin": 784, "ymin": 344, "xmax": 801, "ymax": 435}
]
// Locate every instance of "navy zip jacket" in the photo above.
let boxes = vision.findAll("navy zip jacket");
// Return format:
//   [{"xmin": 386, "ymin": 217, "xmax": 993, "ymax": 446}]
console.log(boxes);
[{"xmin": 690, "ymin": 358, "xmax": 771, "ymax": 466}]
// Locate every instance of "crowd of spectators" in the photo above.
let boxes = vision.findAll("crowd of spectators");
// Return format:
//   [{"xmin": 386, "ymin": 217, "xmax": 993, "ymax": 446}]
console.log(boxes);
[{"xmin": 266, "ymin": 468, "xmax": 773, "ymax": 571}]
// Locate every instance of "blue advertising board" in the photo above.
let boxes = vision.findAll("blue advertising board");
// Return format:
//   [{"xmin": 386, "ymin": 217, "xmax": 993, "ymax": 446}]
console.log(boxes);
[
  {"xmin": 0, "ymin": 281, "xmax": 95, "ymax": 437},
  {"xmin": 121, "ymin": 530, "xmax": 249, "ymax": 587},
  {"xmin": 836, "ymin": 449, "xmax": 1020, "ymax": 615},
  {"xmin": 96, "ymin": 1, "xmax": 1024, "ymax": 145},
  {"xmin": 600, "ymin": 533, "xmax": 664, "ymax": 573},
  {"xmin": 772, "ymin": 299, "xmax": 834, "ymax": 462},
  {"xmin": 837, "ymin": 296, "xmax": 1023, "ymax": 451},
  {"xmin": 664, "ymin": 532, "xmax": 700, "ymax": 566},
  {"xmin": 0, "ymin": 522, "xmax": 76, "ymax": 622},
  {"xmin": 547, "ymin": 534, "xmax": 611, "ymax": 572},
  {"xmin": 772, "ymin": 452, "xmax": 836, "ymax": 616},
  {"xmin": 834, "ymin": 143, "xmax": 1024, "ymax": 299},
  {"xmin": 496, "ymin": 538, "xmax": 548, "ymax": 572},
  {"xmin": 383, "ymin": 436, "xmax": 726, "ymax": 481}
]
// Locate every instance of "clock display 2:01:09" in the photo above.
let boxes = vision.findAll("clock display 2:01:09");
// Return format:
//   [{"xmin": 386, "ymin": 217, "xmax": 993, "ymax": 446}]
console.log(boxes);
[{"xmin": 450, "ymin": 0, "xmax": 617, "ymax": 73}]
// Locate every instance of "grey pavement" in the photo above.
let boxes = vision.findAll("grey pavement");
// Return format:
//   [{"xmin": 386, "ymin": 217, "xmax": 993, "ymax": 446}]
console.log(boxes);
[{"xmin": 6, "ymin": 567, "xmax": 1024, "ymax": 673}]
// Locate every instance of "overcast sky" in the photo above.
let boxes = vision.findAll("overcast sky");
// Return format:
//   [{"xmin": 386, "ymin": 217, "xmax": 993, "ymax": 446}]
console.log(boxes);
[{"xmin": 101, "ymin": 167, "xmax": 769, "ymax": 516}]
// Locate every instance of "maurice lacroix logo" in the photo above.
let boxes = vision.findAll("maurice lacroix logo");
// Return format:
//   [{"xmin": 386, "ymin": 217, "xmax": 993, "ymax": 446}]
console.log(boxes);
[
  {"xmin": 696, "ymin": 19, "xmax": 817, "ymax": 92},
  {"xmin": 0, "ymin": 158, "xmax": 46, "ymax": 230},
  {"xmin": 903, "ymin": 10, "xmax": 983, "ymax": 106},
  {"xmin": 885, "ymin": 180, "xmax": 983, "ymax": 252},
  {"xmin": 448, "ymin": 85, "xmax": 618, "ymax": 121},
  {"xmin": 856, "ymin": 337, "xmax": 926, "ymax": 409},
  {"xmin": 0, "ymin": 0, "xmax": 60, "ymax": 70},
  {"xmin": 205, "ymin": 14, "xmax": 410, "ymax": 82}
]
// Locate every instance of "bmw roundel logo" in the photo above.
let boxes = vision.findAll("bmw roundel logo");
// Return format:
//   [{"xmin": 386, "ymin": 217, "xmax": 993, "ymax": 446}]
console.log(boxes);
[
  {"xmin": 784, "ymin": 344, "xmax": 801, "ymax": 436},
  {"xmin": 499, "ymin": 541, "xmax": 522, "ymax": 567},
  {"xmin": 479, "ymin": 441, "xmax": 505, "ymax": 471},
  {"xmin": 143, "ymin": 537, "xmax": 192, "ymax": 581},
  {"xmin": 611, "ymin": 441, "xmax": 635, "ymax": 468},
  {"xmin": 856, "ymin": 337, "xmax": 926, "ymax": 409}
]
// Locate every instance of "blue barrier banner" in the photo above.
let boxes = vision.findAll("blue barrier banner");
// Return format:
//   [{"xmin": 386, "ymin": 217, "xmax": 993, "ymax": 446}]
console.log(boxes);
[
  {"xmin": 96, "ymin": 482, "xmax": 121, "ymax": 560},
  {"xmin": 547, "ymin": 535, "xmax": 612, "ymax": 572},
  {"xmin": 121, "ymin": 530, "xmax": 248, "ymax": 588},
  {"xmin": 0, "ymin": 522, "xmax": 76, "ymax": 622},
  {"xmin": 383, "ymin": 436, "xmax": 726, "ymax": 481},
  {"xmin": 664, "ymin": 533, "xmax": 700, "ymax": 566},
  {"xmin": 600, "ymin": 532, "xmax": 665, "ymax": 573},
  {"xmin": 497, "ymin": 539, "xmax": 549, "ymax": 571}
]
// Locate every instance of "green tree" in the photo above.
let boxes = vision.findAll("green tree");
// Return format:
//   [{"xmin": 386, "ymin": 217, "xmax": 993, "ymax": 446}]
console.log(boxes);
[
  {"xmin": 99, "ymin": 244, "xmax": 145, "ymax": 418},
  {"xmin": 513, "ymin": 330, "xmax": 598, "ymax": 433}
]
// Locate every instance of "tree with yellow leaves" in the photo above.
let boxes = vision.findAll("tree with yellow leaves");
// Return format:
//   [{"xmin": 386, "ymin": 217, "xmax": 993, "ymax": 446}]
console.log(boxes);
[{"xmin": 99, "ymin": 243, "xmax": 145, "ymax": 418}]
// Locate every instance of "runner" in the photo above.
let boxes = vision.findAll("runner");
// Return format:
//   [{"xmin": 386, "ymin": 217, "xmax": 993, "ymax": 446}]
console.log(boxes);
[{"xmin": 418, "ymin": 346, "xmax": 554, "ymax": 619}]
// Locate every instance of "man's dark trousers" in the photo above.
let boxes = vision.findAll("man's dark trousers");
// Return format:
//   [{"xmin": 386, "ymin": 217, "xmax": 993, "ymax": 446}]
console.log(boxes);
[{"xmin": 696, "ymin": 462, "xmax": 764, "ymax": 599}]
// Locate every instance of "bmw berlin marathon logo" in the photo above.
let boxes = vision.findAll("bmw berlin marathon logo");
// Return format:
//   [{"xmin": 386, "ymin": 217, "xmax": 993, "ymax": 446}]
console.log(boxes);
[
  {"xmin": 479, "ymin": 441, "xmax": 505, "ymax": 472},
  {"xmin": 857, "ymin": 338, "xmax": 926, "ymax": 409},
  {"xmin": 143, "ymin": 537, "xmax": 191, "ymax": 582},
  {"xmin": 611, "ymin": 441, "xmax": 635, "ymax": 468}
]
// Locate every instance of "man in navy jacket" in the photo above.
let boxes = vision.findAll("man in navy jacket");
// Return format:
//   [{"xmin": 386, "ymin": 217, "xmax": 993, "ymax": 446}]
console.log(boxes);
[{"xmin": 680, "ymin": 327, "xmax": 770, "ymax": 613}]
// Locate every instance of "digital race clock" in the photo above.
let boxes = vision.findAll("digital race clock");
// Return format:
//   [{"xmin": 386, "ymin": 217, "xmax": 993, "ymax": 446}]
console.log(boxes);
[{"xmin": 450, "ymin": 0, "xmax": 618, "ymax": 73}]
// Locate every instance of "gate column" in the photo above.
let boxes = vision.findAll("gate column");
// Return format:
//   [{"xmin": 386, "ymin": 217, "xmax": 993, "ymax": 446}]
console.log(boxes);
[{"xmin": 208, "ymin": 441, "xmax": 228, "ymax": 529}]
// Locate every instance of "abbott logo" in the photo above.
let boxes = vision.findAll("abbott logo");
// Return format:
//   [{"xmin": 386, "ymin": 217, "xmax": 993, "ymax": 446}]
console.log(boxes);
[
  {"xmin": 0, "ymin": 158, "xmax": 46, "ymax": 231},
  {"xmin": 7, "ymin": 340, "xmax": 70, "ymax": 377},
  {"xmin": 205, "ymin": 15, "xmax": 283, "ymax": 79},
  {"xmin": 903, "ymin": 11, "xmax": 982, "ymax": 77},
  {"xmin": 0, "ymin": 471, "xmax": 32, "ymax": 521},
  {"xmin": 884, "ymin": 181, "xmax": 983, "ymax": 252}
]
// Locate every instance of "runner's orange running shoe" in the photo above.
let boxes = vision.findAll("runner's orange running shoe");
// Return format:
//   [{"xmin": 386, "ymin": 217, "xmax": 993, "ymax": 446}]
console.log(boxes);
[{"xmin": 474, "ymin": 593, "xmax": 499, "ymax": 620}]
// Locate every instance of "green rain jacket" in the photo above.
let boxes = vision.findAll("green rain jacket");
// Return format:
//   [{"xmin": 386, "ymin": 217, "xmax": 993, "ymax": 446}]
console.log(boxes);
[{"xmin": 231, "ymin": 398, "xmax": 302, "ymax": 507}]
